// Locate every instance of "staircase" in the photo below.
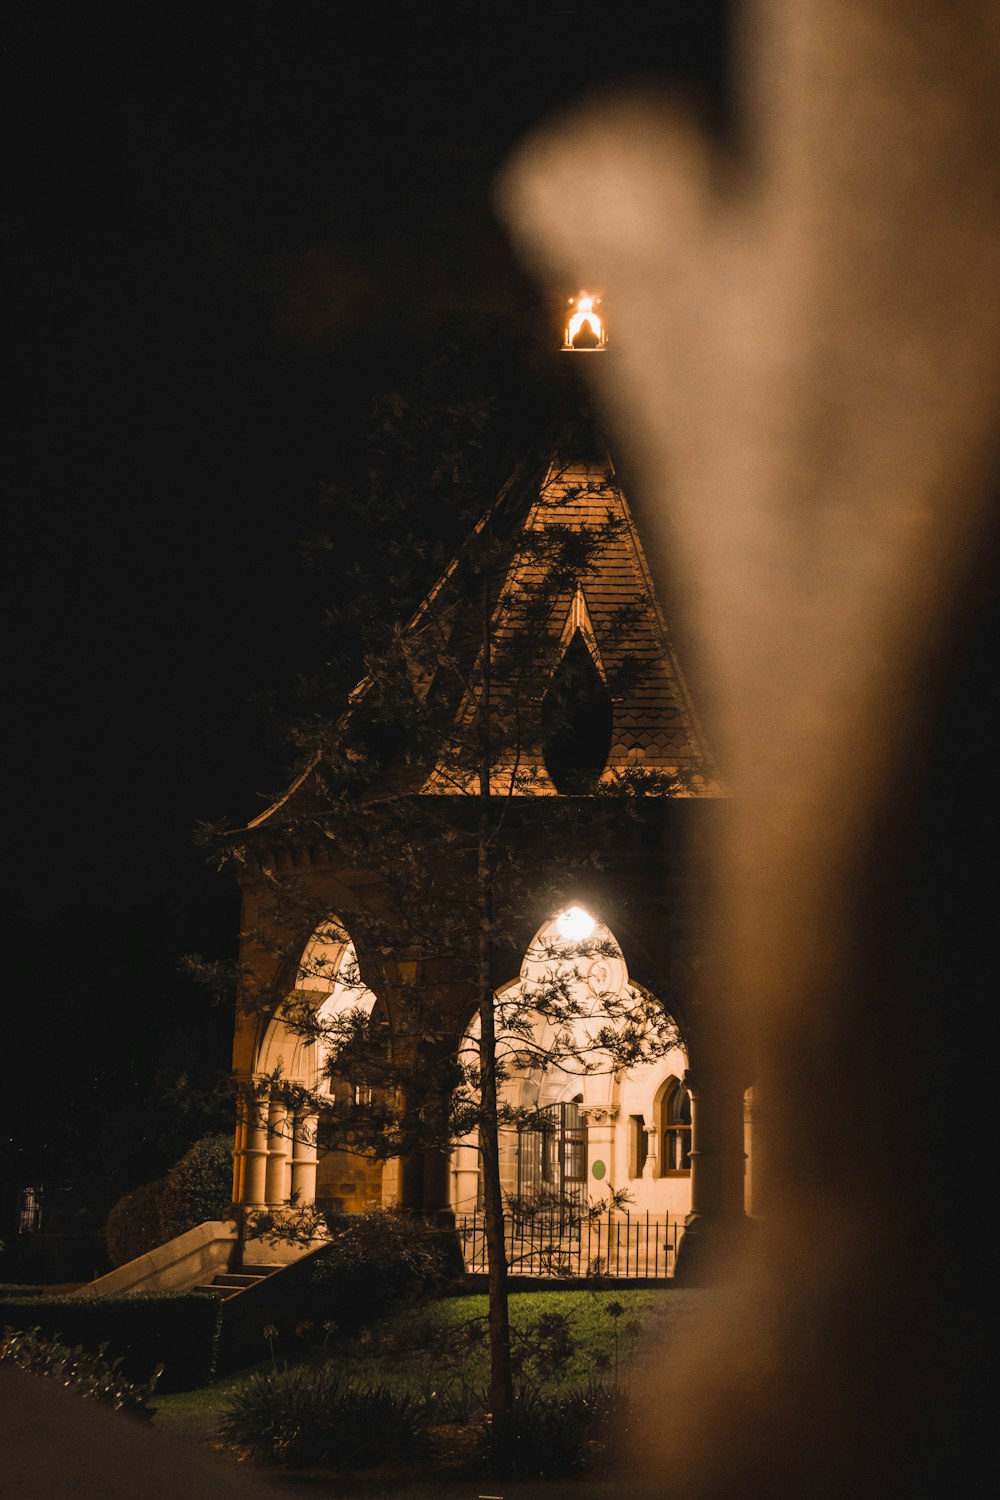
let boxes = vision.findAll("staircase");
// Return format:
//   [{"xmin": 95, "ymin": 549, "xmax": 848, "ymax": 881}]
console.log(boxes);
[{"xmin": 193, "ymin": 1263, "xmax": 283, "ymax": 1300}]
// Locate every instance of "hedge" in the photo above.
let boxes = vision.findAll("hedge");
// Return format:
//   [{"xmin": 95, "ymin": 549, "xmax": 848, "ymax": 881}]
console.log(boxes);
[{"xmin": 0, "ymin": 1289, "xmax": 222, "ymax": 1392}]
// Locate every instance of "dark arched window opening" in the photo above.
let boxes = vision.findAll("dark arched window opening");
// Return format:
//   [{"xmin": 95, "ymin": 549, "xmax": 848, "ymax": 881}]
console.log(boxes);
[{"xmin": 541, "ymin": 631, "xmax": 613, "ymax": 793}]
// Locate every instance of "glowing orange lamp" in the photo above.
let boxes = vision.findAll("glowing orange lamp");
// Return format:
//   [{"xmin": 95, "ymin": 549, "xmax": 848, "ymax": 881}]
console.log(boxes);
[{"xmin": 563, "ymin": 292, "xmax": 606, "ymax": 350}]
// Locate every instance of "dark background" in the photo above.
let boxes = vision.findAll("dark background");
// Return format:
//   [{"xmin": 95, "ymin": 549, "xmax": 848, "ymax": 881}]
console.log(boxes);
[{"xmin": 2, "ymin": 4, "xmax": 730, "ymax": 1224}]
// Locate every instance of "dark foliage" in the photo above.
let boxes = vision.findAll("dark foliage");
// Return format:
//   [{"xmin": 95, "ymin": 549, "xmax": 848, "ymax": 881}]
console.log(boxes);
[
  {"xmin": 487, "ymin": 1380, "xmax": 629, "ymax": 1479},
  {"xmin": 217, "ymin": 1209, "xmax": 454, "ymax": 1373},
  {"xmin": 157, "ymin": 1133, "xmax": 234, "ymax": 1242},
  {"xmin": 1, "ymin": 894, "xmax": 236, "ymax": 1233},
  {"xmin": 219, "ymin": 1364, "xmax": 429, "ymax": 1468},
  {"xmin": 103, "ymin": 1133, "xmax": 234, "ymax": 1268},
  {"xmin": 223, "ymin": 1208, "xmax": 454, "ymax": 1373},
  {"xmin": 1, "ymin": 1231, "xmax": 111, "ymax": 1286},
  {"xmin": 103, "ymin": 1179, "xmax": 167, "ymax": 1268},
  {"xmin": 1, "ymin": 1325, "xmax": 162, "ymax": 1418},
  {"xmin": 0, "ymin": 1289, "xmax": 222, "ymax": 1392}
]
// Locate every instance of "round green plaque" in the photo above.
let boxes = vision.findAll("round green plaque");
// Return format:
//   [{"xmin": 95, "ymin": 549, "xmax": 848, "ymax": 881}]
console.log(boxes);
[{"xmin": 591, "ymin": 1159, "xmax": 606, "ymax": 1180}]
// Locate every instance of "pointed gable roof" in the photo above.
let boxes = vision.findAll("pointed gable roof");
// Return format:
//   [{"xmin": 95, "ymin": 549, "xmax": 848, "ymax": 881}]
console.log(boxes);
[
  {"xmin": 416, "ymin": 450, "xmax": 716, "ymax": 795},
  {"xmin": 523, "ymin": 455, "xmax": 713, "ymax": 788},
  {"xmin": 242, "ymin": 430, "xmax": 721, "ymax": 834}
]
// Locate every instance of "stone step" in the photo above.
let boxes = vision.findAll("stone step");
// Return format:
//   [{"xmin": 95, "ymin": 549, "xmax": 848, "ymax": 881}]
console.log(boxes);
[{"xmin": 193, "ymin": 1264, "xmax": 285, "ymax": 1300}]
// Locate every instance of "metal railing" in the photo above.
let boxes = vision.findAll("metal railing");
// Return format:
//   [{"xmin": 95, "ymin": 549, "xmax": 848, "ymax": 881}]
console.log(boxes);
[{"xmin": 457, "ymin": 1210, "xmax": 683, "ymax": 1279}]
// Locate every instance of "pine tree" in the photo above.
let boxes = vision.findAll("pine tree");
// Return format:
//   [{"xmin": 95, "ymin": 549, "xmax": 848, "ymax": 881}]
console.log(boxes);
[{"xmin": 219, "ymin": 357, "xmax": 702, "ymax": 1462}]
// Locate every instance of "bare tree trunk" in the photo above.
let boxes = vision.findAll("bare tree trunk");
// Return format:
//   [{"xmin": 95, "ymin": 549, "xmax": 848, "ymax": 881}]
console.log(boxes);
[
  {"xmin": 476, "ymin": 571, "xmax": 514, "ymax": 1464},
  {"xmin": 478, "ymin": 931, "xmax": 514, "ymax": 1453}
]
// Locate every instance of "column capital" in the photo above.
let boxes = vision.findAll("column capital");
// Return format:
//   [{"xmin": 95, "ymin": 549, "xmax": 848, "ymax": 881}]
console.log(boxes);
[{"xmin": 577, "ymin": 1104, "xmax": 619, "ymax": 1125}]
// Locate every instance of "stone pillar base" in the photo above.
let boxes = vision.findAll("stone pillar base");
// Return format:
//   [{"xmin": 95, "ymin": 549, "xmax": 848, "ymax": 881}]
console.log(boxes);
[{"xmin": 673, "ymin": 1212, "xmax": 756, "ymax": 1287}]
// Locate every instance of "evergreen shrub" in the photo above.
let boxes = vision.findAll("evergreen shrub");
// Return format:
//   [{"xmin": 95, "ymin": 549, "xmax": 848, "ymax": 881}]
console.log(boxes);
[
  {"xmin": 303, "ymin": 1208, "xmax": 453, "ymax": 1327},
  {"xmin": 103, "ymin": 1178, "xmax": 167, "ymax": 1267},
  {"xmin": 0, "ymin": 1289, "xmax": 222, "ymax": 1392},
  {"xmin": 157, "ymin": 1134, "xmax": 233, "ymax": 1242},
  {"xmin": 487, "ymin": 1381, "xmax": 627, "ymax": 1479},
  {"xmin": 219, "ymin": 1364, "xmax": 428, "ymax": 1467},
  {"xmin": 103, "ymin": 1133, "xmax": 234, "ymax": 1268}
]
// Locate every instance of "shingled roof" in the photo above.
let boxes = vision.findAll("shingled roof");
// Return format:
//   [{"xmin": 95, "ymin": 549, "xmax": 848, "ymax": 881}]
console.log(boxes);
[
  {"xmin": 244, "ymin": 425, "xmax": 721, "ymax": 833},
  {"xmin": 416, "ymin": 447, "xmax": 717, "ymax": 796},
  {"xmin": 541, "ymin": 456, "xmax": 708, "ymax": 777}
]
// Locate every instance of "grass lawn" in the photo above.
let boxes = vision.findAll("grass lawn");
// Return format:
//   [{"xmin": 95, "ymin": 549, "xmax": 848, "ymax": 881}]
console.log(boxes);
[
  {"xmin": 152, "ymin": 1286, "xmax": 709, "ymax": 1449},
  {"xmin": 150, "ymin": 1364, "xmax": 266, "ymax": 1444}
]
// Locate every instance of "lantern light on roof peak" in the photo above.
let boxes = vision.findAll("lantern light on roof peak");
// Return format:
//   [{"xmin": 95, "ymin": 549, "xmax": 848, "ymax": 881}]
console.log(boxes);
[{"xmin": 563, "ymin": 292, "xmax": 606, "ymax": 351}]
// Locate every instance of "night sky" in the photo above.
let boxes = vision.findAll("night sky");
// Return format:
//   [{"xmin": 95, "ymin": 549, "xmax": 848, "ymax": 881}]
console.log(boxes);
[{"xmin": 3, "ymin": 5, "xmax": 730, "ymax": 1201}]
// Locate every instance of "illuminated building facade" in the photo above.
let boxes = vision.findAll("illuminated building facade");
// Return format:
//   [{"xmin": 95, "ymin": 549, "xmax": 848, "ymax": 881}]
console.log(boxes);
[{"xmin": 226, "ymin": 301, "xmax": 754, "ymax": 1282}]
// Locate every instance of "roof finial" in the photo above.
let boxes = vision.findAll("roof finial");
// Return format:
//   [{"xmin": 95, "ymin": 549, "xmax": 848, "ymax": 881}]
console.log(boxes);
[{"xmin": 563, "ymin": 292, "xmax": 606, "ymax": 351}]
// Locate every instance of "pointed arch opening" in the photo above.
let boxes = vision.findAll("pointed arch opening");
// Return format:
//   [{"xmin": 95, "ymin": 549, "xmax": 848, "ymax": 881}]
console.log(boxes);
[
  {"xmin": 246, "ymin": 920, "xmax": 387, "ymax": 1215},
  {"xmin": 451, "ymin": 909, "xmax": 686, "ymax": 1219},
  {"xmin": 541, "ymin": 630, "xmax": 613, "ymax": 793}
]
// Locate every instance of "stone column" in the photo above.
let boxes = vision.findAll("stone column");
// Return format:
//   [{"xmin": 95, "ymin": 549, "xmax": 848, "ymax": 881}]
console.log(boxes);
[
  {"xmin": 578, "ymin": 1105, "xmax": 618, "ymax": 1194},
  {"xmin": 264, "ymin": 1097, "xmax": 290, "ymax": 1205},
  {"xmin": 290, "ymin": 1109, "xmax": 318, "ymax": 1206},
  {"xmin": 451, "ymin": 1137, "xmax": 481, "ymax": 1217},
  {"xmin": 241, "ymin": 1085, "xmax": 270, "ymax": 1206},
  {"xmin": 380, "ymin": 1157, "xmax": 401, "ymax": 1207},
  {"xmin": 642, "ymin": 1123, "xmax": 659, "ymax": 1181},
  {"xmin": 673, "ymin": 1068, "xmax": 752, "ymax": 1285},
  {"xmin": 231, "ymin": 1094, "xmax": 247, "ymax": 1204}
]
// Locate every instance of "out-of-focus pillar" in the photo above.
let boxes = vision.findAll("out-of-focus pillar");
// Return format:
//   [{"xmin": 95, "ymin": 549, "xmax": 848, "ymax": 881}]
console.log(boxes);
[
  {"xmin": 743, "ymin": 1084, "xmax": 760, "ymax": 1216},
  {"xmin": 673, "ymin": 1067, "xmax": 751, "ymax": 1284}
]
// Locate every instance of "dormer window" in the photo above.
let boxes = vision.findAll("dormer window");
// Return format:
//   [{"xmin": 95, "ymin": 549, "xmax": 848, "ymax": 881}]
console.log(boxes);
[{"xmin": 541, "ymin": 630, "xmax": 613, "ymax": 793}]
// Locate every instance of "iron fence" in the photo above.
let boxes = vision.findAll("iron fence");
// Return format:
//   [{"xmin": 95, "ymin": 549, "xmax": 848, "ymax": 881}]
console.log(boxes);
[{"xmin": 457, "ymin": 1210, "xmax": 683, "ymax": 1279}]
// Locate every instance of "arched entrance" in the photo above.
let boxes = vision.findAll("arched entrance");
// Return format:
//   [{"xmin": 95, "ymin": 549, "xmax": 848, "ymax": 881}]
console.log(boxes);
[
  {"xmin": 451, "ymin": 907, "xmax": 692, "ymax": 1273},
  {"xmin": 235, "ymin": 920, "xmax": 386, "ymax": 1214}
]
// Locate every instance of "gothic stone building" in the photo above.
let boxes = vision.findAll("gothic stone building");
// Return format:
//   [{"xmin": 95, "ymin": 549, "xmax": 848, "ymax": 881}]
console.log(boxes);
[{"xmin": 227, "ymin": 321, "xmax": 754, "ymax": 1281}]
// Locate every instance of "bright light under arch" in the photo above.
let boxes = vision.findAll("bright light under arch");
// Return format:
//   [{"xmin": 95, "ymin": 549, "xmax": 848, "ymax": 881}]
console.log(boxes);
[{"xmin": 556, "ymin": 905, "xmax": 596, "ymax": 941}]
